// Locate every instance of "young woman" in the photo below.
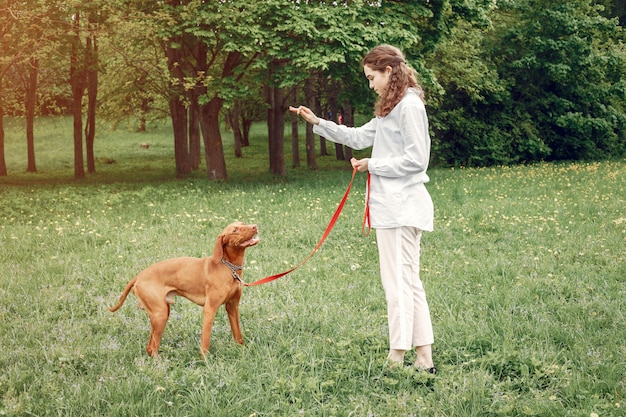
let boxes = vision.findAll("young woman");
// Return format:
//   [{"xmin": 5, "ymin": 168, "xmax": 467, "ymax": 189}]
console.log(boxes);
[{"xmin": 290, "ymin": 45, "xmax": 436, "ymax": 373}]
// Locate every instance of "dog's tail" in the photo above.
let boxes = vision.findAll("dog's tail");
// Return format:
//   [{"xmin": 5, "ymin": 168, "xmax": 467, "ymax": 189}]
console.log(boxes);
[{"xmin": 108, "ymin": 277, "xmax": 137, "ymax": 312}]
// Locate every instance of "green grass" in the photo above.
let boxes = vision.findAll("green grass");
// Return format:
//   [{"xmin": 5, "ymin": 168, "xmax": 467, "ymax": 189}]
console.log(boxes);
[
  {"xmin": 1, "ymin": 117, "xmax": 625, "ymax": 416},
  {"xmin": 0, "ymin": 116, "xmax": 366, "ymax": 185}
]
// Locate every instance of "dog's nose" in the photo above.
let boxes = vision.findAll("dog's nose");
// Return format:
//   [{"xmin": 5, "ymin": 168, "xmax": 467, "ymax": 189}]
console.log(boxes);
[{"xmin": 250, "ymin": 224, "xmax": 258, "ymax": 233}]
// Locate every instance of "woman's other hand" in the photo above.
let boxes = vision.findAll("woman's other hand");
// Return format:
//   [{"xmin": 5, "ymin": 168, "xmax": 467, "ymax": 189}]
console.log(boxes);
[{"xmin": 351, "ymin": 157, "xmax": 369, "ymax": 172}]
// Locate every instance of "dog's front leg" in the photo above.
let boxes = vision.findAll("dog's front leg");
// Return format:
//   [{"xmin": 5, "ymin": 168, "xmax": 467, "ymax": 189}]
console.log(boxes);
[
  {"xmin": 225, "ymin": 297, "xmax": 243, "ymax": 345},
  {"xmin": 200, "ymin": 301, "xmax": 220, "ymax": 356}
]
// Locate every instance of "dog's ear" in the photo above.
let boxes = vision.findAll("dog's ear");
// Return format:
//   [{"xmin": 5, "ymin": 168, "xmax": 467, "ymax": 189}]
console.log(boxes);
[{"xmin": 212, "ymin": 234, "xmax": 225, "ymax": 262}]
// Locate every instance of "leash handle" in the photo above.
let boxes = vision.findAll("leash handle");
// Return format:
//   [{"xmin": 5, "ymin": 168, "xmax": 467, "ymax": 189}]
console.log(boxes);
[{"xmin": 245, "ymin": 167, "xmax": 359, "ymax": 287}]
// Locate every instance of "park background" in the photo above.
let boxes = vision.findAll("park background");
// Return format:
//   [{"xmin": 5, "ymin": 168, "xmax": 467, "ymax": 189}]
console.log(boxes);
[
  {"xmin": 0, "ymin": 0, "xmax": 625, "ymax": 180},
  {"xmin": 1, "ymin": 1, "xmax": 625, "ymax": 416}
]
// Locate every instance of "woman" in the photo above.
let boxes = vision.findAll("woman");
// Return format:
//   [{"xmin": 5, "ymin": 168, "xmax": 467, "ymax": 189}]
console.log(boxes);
[{"xmin": 290, "ymin": 44, "xmax": 436, "ymax": 373}]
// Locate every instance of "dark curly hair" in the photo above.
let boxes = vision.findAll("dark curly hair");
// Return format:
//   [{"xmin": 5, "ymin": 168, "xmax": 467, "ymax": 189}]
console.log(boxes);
[{"xmin": 362, "ymin": 45, "xmax": 424, "ymax": 117}]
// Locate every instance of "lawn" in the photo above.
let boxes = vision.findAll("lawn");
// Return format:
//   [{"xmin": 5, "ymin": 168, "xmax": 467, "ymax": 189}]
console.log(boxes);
[{"xmin": 0, "ymin": 117, "xmax": 624, "ymax": 416}]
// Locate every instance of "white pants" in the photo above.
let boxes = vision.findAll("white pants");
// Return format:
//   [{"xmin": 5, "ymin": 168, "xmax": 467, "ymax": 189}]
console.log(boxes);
[{"xmin": 376, "ymin": 227, "xmax": 434, "ymax": 350}]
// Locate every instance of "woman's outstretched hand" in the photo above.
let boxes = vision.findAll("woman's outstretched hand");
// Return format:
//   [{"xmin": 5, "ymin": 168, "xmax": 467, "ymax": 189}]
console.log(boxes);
[
  {"xmin": 289, "ymin": 105, "xmax": 320, "ymax": 125},
  {"xmin": 290, "ymin": 106, "xmax": 368, "ymax": 172}
]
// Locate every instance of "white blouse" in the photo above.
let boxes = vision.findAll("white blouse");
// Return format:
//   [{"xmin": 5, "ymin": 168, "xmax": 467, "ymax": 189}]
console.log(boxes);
[{"xmin": 313, "ymin": 88, "xmax": 434, "ymax": 231}]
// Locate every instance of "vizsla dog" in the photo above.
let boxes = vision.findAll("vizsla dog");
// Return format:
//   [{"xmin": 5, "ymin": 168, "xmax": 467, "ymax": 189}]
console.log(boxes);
[{"xmin": 109, "ymin": 222, "xmax": 259, "ymax": 357}]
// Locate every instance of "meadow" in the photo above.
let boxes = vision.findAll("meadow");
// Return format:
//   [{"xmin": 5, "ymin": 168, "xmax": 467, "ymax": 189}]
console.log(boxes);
[{"xmin": 0, "ymin": 117, "xmax": 624, "ymax": 416}]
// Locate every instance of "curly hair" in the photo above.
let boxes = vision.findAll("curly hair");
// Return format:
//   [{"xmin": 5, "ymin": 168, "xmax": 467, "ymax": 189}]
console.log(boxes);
[{"xmin": 362, "ymin": 45, "xmax": 424, "ymax": 117}]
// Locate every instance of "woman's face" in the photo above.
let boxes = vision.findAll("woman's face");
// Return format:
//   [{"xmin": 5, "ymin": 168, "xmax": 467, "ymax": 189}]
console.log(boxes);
[{"xmin": 364, "ymin": 64, "xmax": 391, "ymax": 96}]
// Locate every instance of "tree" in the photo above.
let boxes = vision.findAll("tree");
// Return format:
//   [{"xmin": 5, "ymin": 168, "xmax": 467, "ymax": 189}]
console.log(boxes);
[
  {"xmin": 25, "ymin": 57, "xmax": 38, "ymax": 173},
  {"xmin": 0, "ymin": 0, "xmax": 67, "ymax": 176},
  {"xmin": 304, "ymin": 73, "xmax": 318, "ymax": 170},
  {"xmin": 289, "ymin": 88, "xmax": 300, "ymax": 167},
  {"xmin": 425, "ymin": 17, "xmax": 527, "ymax": 166},
  {"xmin": 154, "ymin": 0, "xmax": 264, "ymax": 180},
  {"xmin": 596, "ymin": 0, "xmax": 626, "ymax": 26},
  {"xmin": 163, "ymin": 31, "xmax": 192, "ymax": 178},
  {"xmin": 0, "ymin": 1, "xmax": 42, "ymax": 176},
  {"xmin": 254, "ymin": 0, "xmax": 370, "ymax": 175},
  {"xmin": 422, "ymin": 0, "xmax": 626, "ymax": 166},
  {"xmin": 69, "ymin": 10, "xmax": 87, "ymax": 179},
  {"xmin": 0, "ymin": 3, "xmax": 20, "ymax": 177},
  {"xmin": 490, "ymin": 0, "xmax": 626, "ymax": 161},
  {"xmin": 7, "ymin": 0, "xmax": 621, "ymax": 180},
  {"xmin": 50, "ymin": 0, "xmax": 104, "ymax": 179},
  {"xmin": 96, "ymin": 1, "xmax": 169, "ymax": 131},
  {"xmin": 0, "ymin": 75, "xmax": 5, "ymax": 176},
  {"xmin": 250, "ymin": 0, "xmax": 494, "ymax": 174}
]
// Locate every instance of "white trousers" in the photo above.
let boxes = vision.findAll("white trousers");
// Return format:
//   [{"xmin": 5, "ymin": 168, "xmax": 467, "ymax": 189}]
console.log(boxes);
[{"xmin": 376, "ymin": 227, "xmax": 434, "ymax": 350}]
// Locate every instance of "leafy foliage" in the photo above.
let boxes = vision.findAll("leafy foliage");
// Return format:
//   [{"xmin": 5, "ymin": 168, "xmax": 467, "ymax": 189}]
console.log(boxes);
[
  {"xmin": 488, "ymin": 0, "xmax": 626, "ymax": 162},
  {"xmin": 1, "ymin": 0, "xmax": 624, "ymax": 175},
  {"xmin": 424, "ymin": 0, "xmax": 626, "ymax": 166}
]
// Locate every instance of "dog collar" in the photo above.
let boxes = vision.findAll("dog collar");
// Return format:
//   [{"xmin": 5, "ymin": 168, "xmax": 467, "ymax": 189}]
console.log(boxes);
[{"xmin": 221, "ymin": 258, "xmax": 244, "ymax": 283}]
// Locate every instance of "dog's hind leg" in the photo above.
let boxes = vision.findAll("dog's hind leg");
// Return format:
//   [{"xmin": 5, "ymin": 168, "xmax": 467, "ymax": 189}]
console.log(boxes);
[{"xmin": 146, "ymin": 304, "xmax": 170, "ymax": 357}]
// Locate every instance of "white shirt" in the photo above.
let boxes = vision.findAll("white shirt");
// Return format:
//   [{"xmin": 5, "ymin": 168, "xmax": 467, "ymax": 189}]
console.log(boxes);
[{"xmin": 313, "ymin": 88, "xmax": 434, "ymax": 231}]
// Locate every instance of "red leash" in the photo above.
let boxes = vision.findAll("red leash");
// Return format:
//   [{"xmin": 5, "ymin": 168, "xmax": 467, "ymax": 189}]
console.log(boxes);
[
  {"xmin": 362, "ymin": 172, "xmax": 371, "ymax": 236},
  {"xmin": 245, "ymin": 167, "xmax": 369, "ymax": 287}
]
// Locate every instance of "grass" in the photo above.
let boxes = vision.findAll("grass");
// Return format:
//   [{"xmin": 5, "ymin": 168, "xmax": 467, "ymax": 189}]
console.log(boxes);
[{"xmin": 1, "ymin": 117, "xmax": 625, "ymax": 416}]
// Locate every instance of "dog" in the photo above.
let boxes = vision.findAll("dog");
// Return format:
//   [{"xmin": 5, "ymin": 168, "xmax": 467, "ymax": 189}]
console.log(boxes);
[{"xmin": 108, "ymin": 221, "xmax": 259, "ymax": 357}]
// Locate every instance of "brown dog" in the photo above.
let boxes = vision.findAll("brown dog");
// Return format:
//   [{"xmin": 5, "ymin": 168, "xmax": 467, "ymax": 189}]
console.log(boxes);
[{"xmin": 108, "ymin": 222, "xmax": 259, "ymax": 357}]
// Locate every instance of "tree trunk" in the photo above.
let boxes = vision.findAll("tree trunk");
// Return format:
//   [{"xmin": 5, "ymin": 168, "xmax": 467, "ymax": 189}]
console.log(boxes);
[
  {"xmin": 170, "ymin": 97, "xmax": 190, "ymax": 178},
  {"xmin": 138, "ymin": 69, "xmax": 149, "ymax": 132},
  {"xmin": 242, "ymin": 116, "xmax": 252, "ymax": 147},
  {"xmin": 71, "ymin": 92, "xmax": 84, "ymax": 178},
  {"xmin": 230, "ymin": 101, "xmax": 243, "ymax": 158},
  {"xmin": 343, "ymin": 100, "xmax": 354, "ymax": 160},
  {"xmin": 266, "ymin": 85, "xmax": 286, "ymax": 176},
  {"xmin": 291, "ymin": 88, "xmax": 300, "ymax": 168},
  {"xmin": 304, "ymin": 75, "xmax": 317, "ymax": 170},
  {"xmin": 189, "ymin": 41, "xmax": 207, "ymax": 170},
  {"xmin": 189, "ymin": 90, "xmax": 201, "ymax": 170},
  {"xmin": 315, "ymin": 95, "xmax": 328, "ymax": 156},
  {"xmin": 199, "ymin": 96, "xmax": 227, "ymax": 180},
  {"xmin": 197, "ymin": 50, "xmax": 241, "ymax": 181},
  {"xmin": 265, "ymin": 85, "xmax": 274, "ymax": 172},
  {"xmin": 328, "ymin": 89, "xmax": 345, "ymax": 161},
  {"xmin": 26, "ymin": 58, "xmax": 37, "ymax": 173},
  {"xmin": 85, "ymin": 29, "xmax": 98, "ymax": 174},
  {"xmin": 165, "ymin": 39, "xmax": 191, "ymax": 178},
  {"xmin": 0, "ymin": 80, "xmax": 6, "ymax": 176},
  {"xmin": 139, "ymin": 98, "xmax": 148, "ymax": 132},
  {"xmin": 70, "ymin": 12, "xmax": 85, "ymax": 180}
]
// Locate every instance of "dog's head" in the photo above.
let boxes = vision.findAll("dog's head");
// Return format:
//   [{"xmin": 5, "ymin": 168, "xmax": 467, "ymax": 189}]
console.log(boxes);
[{"xmin": 212, "ymin": 221, "xmax": 259, "ymax": 261}]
